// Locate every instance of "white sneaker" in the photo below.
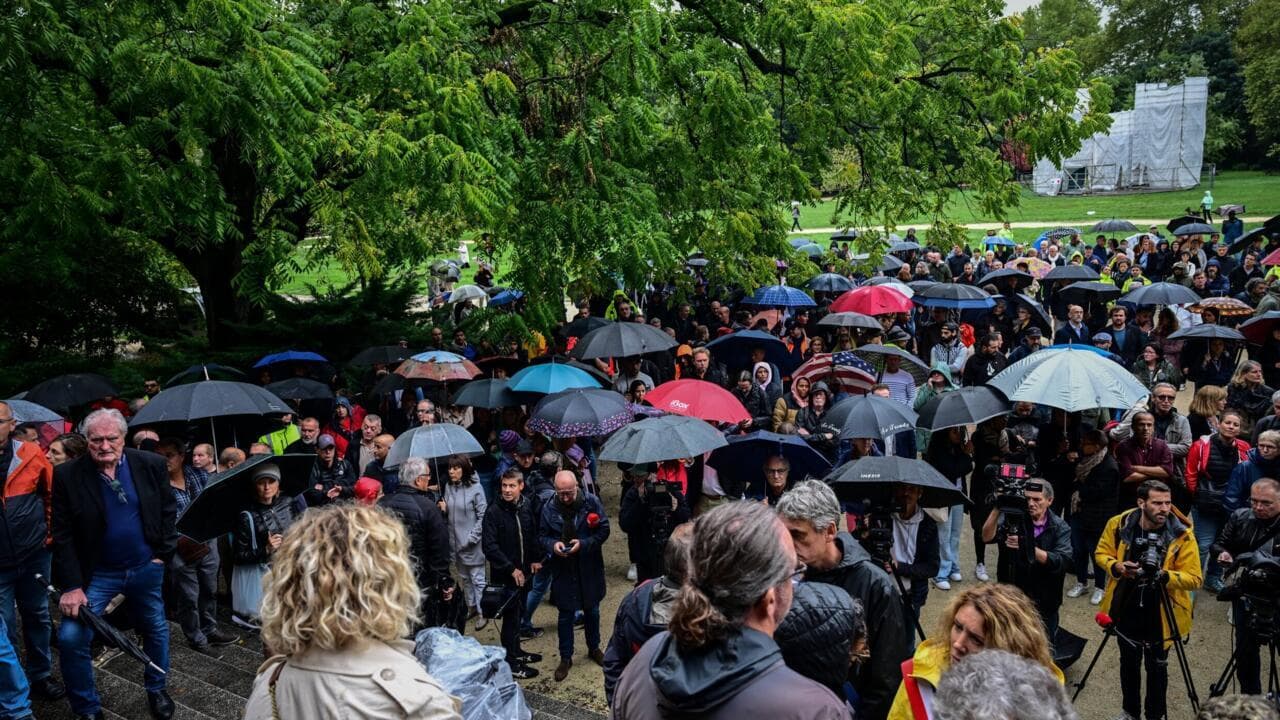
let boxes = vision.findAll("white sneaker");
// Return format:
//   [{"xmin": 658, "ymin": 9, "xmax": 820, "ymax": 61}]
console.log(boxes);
[
  {"xmin": 974, "ymin": 563, "xmax": 989, "ymax": 582},
  {"xmin": 949, "ymin": 571, "xmax": 962, "ymax": 582},
  {"xmin": 1090, "ymin": 588, "xmax": 1105, "ymax": 605},
  {"xmin": 1228, "ymin": 605, "xmax": 1235, "ymax": 626},
  {"xmin": 627, "ymin": 564, "xmax": 637, "ymax": 582},
  {"xmin": 934, "ymin": 579, "xmax": 952, "ymax": 591},
  {"xmin": 1067, "ymin": 582, "xmax": 1087, "ymax": 598}
]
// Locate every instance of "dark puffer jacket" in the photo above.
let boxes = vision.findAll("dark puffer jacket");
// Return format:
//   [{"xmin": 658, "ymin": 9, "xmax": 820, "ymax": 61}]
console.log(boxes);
[
  {"xmin": 775, "ymin": 581, "xmax": 864, "ymax": 697},
  {"xmin": 379, "ymin": 485, "xmax": 453, "ymax": 591},
  {"xmin": 232, "ymin": 495, "xmax": 300, "ymax": 565}
]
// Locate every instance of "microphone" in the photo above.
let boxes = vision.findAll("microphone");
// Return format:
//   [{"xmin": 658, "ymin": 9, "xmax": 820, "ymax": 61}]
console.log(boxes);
[{"xmin": 1095, "ymin": 612, "xmax": 1113, "ymax": 629}]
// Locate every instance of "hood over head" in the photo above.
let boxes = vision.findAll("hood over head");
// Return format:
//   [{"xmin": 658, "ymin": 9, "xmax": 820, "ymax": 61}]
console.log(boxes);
[{"xmin": 648, "ymin": 628, "xmax": 784, "ymax": 713}]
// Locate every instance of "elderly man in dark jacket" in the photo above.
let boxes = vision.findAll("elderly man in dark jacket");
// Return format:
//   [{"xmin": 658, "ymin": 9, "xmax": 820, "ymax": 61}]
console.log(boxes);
[
  {"xmin": 776, "ymin": 480, "xmax": 910, "ymax": 720},
  {"xmin": 378, "ymin": 457, "xmax": 455, "ymax": 625},
  {"xmin": 540, "ymin": 470, "xmax": 610, "ymax": 682},
  {"xmin": 982, "ymin": 478, "xmax": 1073, "ymax": 643},
  {"xmin": 53, "ymin": 409, "xmax": 178, "ymax": 720},
  {"xmin": 482, "ymin": 467, "xmax": 543, "ymax": 679}
]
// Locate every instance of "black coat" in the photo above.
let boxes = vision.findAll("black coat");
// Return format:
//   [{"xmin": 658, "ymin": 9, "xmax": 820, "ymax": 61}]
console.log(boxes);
[
  {"xmin": 1212, "ymin": 508, "xmax": 1280, "ymax": 560},
  {"xmin": 482, "ymin": 496, "xmax": 539, "ymax": 585},
  {"xmin": 232, "ymin": 495, "xmax": 300, "ymax": 564},
  {"xmin": 994, "ymin": 510, "xmax": 1073, "ymax": 614},
  {"xmin": 1075, "ymin": 453, "xmax": 1121, "ymax": 531},
  {"xmin": 52, "ymin": 449, "xmax": 178, "ymax": 591},
  {"xmin": 619, "ymin": 483, "xmax": 691, "ymax": 579},
  {"xmin": 305, "ymin": 455, "xmax": 357, "ymax": 506},
  {"xmin": 380, "ymin": 485, "xmax": 453, "ymax": 591},
  {"xmin": 539, "ymin": 494, "xmax": 611, "ymax": 612},
  {"xmin": 1103, "ymin": 323, "xmax": 1148, "ymax": 367}
]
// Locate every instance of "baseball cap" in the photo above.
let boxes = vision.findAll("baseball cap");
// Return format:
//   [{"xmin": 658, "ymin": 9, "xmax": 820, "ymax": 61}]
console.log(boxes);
[
  {"xmin": 317, "ymin": 435, "xmax": 336, "ymax": 449},
  {"xmin": 1092, "ymin": 332, "xmax": 1112, "ymax": 343},
  {"xmin": 252, "ymin": 463, "xmax": 282, "ymax": 482},
  {"xmin": 1026, "ymin": 327, "xmax": 1042, "ymax": 338},
  {"xmin": 515, "ymin": 439, "xmax": 535, "ymax": 455}
]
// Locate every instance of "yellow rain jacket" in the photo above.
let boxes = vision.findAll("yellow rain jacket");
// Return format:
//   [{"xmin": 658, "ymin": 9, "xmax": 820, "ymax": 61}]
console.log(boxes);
[{"xmin": 887, "ymin": 639, "xmax": 1065, "ymax": 719}]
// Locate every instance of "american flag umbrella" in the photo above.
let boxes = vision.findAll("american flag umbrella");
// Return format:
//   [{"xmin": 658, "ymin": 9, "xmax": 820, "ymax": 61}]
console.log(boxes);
[
  {"xmin": 746, "ymin": 284, "xmax": 816, "ymax": 308},
  {"xmin": 791, "ymin": 352, "xmax": 877, "ymax": 396},
  {"xmin": 829, "ymin": 285, "xmax": 913, "ymax": 315},
  {"xmin": 645, "ymin": 379, "xmax": 750, "ymax": 424}
]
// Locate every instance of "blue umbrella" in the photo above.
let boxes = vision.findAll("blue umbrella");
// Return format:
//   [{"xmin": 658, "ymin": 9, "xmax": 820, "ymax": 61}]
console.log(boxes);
[
  {"xmin": 747, "ymin": 284, "xmax": 816, "ymax": 308},
  {"xmin": 489, "ymin": 289, "xmax": 524, "ymax": 306},
  {"xmin": 705, "ymin": 329, "xmax": 797, "ymax": 374},
  {"xmin": 253, "ymin": 350, "xmax": 328, "ymax": 369},
  {"xmin": 707, "ymin": 431, "xmax": 833, "ymax": 493},
  {"xmin": 508, "ymin": 363, "xmax": 600, "ymax": 394},
  {"xmin": 796, "ymin": 243, "xmax": 824, "ymax": 258},
  {"xmin": 983, "ymin": 236, "xmax": 1016, "ymax": 247},
  {"xmin": 789, "ymin": 237, "xmax": 814, "ymax": 248}
]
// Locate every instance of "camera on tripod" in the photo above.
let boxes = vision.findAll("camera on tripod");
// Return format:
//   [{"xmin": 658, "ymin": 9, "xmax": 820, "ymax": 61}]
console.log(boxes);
[
  {"xmin": 855, "ymin": 501, "xmax": 897, "ymax": 569},
  {"xmin": 1130, "ymin": 531, "xmax": 1167, "ymax": 582},
  {"xmin": 1219, "ymin": 549, "xmax": 1280, "ymax": 642},
  {"xmin": 645, "ymin": 478, "xmax": 679, "ymax": 573},
  {"xmin": 990, "ymin": 464, "xmax": 1037, "ymax": 565}
]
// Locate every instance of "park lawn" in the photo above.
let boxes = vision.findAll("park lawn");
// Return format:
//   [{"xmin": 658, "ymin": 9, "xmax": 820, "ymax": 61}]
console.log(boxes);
[
  {"xmin": 279, "ymin": 240, "xmax": 507, "ymax": 296},
  {"xmin": 793, "ymin": 170, "xmax": 1280, "ymax": 231}
]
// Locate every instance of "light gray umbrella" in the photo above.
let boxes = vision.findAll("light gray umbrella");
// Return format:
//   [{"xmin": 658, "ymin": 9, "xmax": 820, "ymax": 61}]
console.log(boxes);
[
  {"xmin": 988, "ymin": 346, "xmax": 1148, "ymax": 411},
  {"xmin": 6, "ymin": 399, "xmax": 62, "ymax": 424},
  {"xmin": 599, "ymin": 415, "xmax": 727, "ymax": 464},
  {"xmin": 386, "ymin": 423, "xmax": 485, "ymax": 466}
]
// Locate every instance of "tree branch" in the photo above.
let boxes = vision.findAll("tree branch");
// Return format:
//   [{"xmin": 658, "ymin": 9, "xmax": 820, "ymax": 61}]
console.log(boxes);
[{"xmin": 680, "ymin": 0, "xmax": 797, "ymax": 77}]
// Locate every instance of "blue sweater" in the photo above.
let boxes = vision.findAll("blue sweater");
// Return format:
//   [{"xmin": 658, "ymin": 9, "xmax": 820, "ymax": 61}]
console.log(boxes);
[{"xmin": 97, "ymin": 458, "xmax": 153, "ymax": 570}]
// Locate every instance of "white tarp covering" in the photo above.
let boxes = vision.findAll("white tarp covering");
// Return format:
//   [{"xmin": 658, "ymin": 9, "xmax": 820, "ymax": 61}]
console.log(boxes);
[{"xmin": 1032, "ymin": 77, "xmax": 1208, "ymax": 195}]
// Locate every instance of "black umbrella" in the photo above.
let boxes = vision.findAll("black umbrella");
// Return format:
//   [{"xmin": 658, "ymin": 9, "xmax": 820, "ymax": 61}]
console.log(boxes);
[
  {"xmin": 1167, "ymin": 324, "xmax": 1246, "ymax": 341},
  {"xmin": 129, "ymin": 381, "xmax": 291, "ymax": 426},
  {"xmin": 852, "ymin": 343, "xmax": 930, "ymax": 384},
  {"xmin": 1119, "ymin": 282, "xmax": 1201, "ymax": 307},
  {"xmin": 877, "ymin": 254, "xmax": 905, "ymax": 273},
  {"xmin": 165, "ymin": 364, "xmax": 248, "ymax": 387},
  {"xmin": 25, "ymin": 373, "xmax": 119, "ymax": 412},
  {"xmin": 1167, "ymin": 215, "xmax": 1204, "ymax": 233},
  {"xmin": 1043, "ymin": 265, "xmax": 1099, "ymax": 282},
  {"xmin": 369, "ymin": 372, "xmax": 407, "ymax": 397},
  {"xmin": 889, "ymin": 240, "xmax": 921, "ymax": 253},
  {"xmin": 827, "ymin": 395, "xmax": 918, "ymax": 440},
  {"xmin": 977, "ymin": 268, "xmax": 1034, "ymax": 290},
  {"xmin": 450, "ymin": 378, "xmax": 522, "ymax": 409},
  {"xmin": 706, "ymin": 431, "xmax": 833, "ymax": 493},
  {"xmin": 817, "ymin": 312, "xmax": 882, "ymax": 331},
  {"xmin": 1172, "ymin": 222, "xmax": 1216, "ymax": 237},
  {"xmin": 571, "ymin": 322, "xmax": 677, "ymax": 360},
  {"xmin": 1227, "ymin": 226, "xmax": 1279, "ymax": 256},
  {"xmin": 265, "ymin": 378, "xmax": 334, "ymax": 402},
  {"xmin": 599, "ymin": 415, "xmax": 726, "ymax": 463},
  {"xmin": 349, "ymin": 345, "xmax": 414, "ymax": 366},
  {"xmin": 825, "ymin": 456, "xmax": 970, "ymax": 508},
  {"xmin": 806, "ymin": 273, "xmax": 856, "ymax": 293},
  {"xmin": 1059, "ymin": 281, "xmax": 1122, "ymax": 304},
  {"xmin": 912, "ymin": 283, "xmax": 994, "ymax": 310},
  {"xmin": 907, "ymin": 279, "xmax": 938, "ymax": 293},
  {"xmin": 831, "ymin": 228, "xmax": 859, "ymax": 241},
  {"xmin": 527, "ymin": 388, "xmax": 632, "ymax": 438},
  {"xmin": 36, "ymin": 574, "xmax": 167, "ymax": 676},
  {"xmin": 1240, "ymin": 311, "xmax": 1280, "ymax": 344},
  {"xmin": 176, "ymin": 454, "xmax": 314, "ymax": 541},
  {"xmin": 1010, "ymin": 294, "xmax": 1053, "ymax": 333},
  {"xmin": 473, "ymin": 355, "xmax": 526, "ymax": 377},
  {"xmin": 706, "ymin": 330, "xmax": 797, "ymax": 374},
  {"xmin": 1089, "ymin": 219, "xmax": 1138, "ymax": 233},
  {"xmin": 561, "ymin": 316, "xmax": 613, "ymax": 339},
  {"xmin": 916, "ymin": 386, "xmax": 1010, "ymax": 431},
  {"xmin": 386, "ymin": 423, "xmax": 485, "ymax": 466}
]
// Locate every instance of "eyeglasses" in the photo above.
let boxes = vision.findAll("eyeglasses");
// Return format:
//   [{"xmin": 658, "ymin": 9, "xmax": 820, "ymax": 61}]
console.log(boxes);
[
  {"xmin": 764, "ymin": 467, "xmax": 788, "ymax": 475},
  {"xmin": 1153, "ymin": 395, "xmax": 1176, "ymax": 401},
  {"xmin": 788, "ymin": 562, "xmax": 808, "ymax": 586}
]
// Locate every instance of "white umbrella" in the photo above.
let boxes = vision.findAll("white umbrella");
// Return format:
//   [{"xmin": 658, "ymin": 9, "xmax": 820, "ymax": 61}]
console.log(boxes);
[
  {"xmin": 862, "ymin": 277, "xmax": 914, "ymax": 298},
  {"xmin": 449, "ymin": 284, "xmax": 489, "ymax": 305},
  {"xmin": 987, "ymin": 346, "xmax": 1148, "ymax": 412}
]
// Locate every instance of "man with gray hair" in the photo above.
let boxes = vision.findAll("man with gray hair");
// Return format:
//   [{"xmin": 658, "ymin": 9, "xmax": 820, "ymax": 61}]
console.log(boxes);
[
  {"xmin": 53, "ymin": 408, "xmax": 177, "ymax": 719},
  {"xmin": 933, "ymin": 649, "xmax": 1078, "ymax": 720},
  {"xmin": 1110, "ymin": 382, "xmax": 1192, "ymax": 492},
  {"xmin": 379, "ymin": 456, "xmax": 454, "ymax": 620},
  {"xmin": 776, "ymin": 479, "xmax": 910, "ymax": 720}
]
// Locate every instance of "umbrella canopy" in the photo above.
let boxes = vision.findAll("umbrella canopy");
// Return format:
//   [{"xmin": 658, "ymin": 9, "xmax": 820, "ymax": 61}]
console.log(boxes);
[
  {"xmin": 253, "ymin": 350, "xmax": 327, "ymax": 369},
  {"xmin": 1167, "ymin": 215, "xmax": 1204, "ymax": 233},
  {"xmin": 806, "ymin": 273, "xmax": 855, "ymax": 293},
  {"xmin": 1167, "ymin": 324, "xmax": 1246, "ymax": 341},
  {"xmin": 877, "ymin": 254, "xmax": 905, "ymax": 273},
  {"xmin": 889, "ymin": 240, "xmax": 921, "ymax": 253},
  {"xmin": 916, "ymin": 386, "xmax": 1010, "ymax": 431},
  {"xmin": 1009, "ymin": 294, "xmax": 1053, "ymax": 333},
  {"xmin": 829, "ymin": 286, "xmax": 914, "ymax": 315},
  {"xmin": 489, "ymin": 289, "xmax": 525, "ymax": 306},
  {"xmin": 1239, "ymin": 311, "xmax": 1280, "ymax": 344},
  {"xmin": 449, "ymin": 284, "xmax": 489, "ymax": 304},
  {"xmin": 24, "ymin": 373, "xmax": 119, "ymax": 411},
  {"xmin": 561, "ymin": 316, "xmax": 613, "ymax": 338},
  {"xmin": 988, "ymin": 346, "xmax": 1149, "ymax": 411},
  {"xmin": 816, "ymin": 312, "xmax": 882, "ymax": 331},
  {"xmin": 1264, "ymin": 248, "xmax": 1280, "ymax": 266},
  {"xmin": 913, "ymin": 283, "xmax": 993, "ymax": 310},
  {"xmin": 748, "ymin": 309, "xmax": 784, "ymax": 331},
  {"xmin": 747, "ymin": 284, "xmax": 816, "ymax": 308},
  {"xmin": 1089, "ymin": 219, "xmax": 1138, "ymax": 233},
  {"xmin": 571, "ymin": 322, "xmax": 677, "ymax": 360},
  {"xmin": 450, "ymin": 378, "xmax": 522, "ymax": 409},
  {"xmin": 599, "ymin": 415, "xmax": 726, "ymax": 464},
  {"xmin": 686, "ymin": 256, "xmax": 709, "ymax": 268},
  {"xmin": 863, "ymin": 277, "xmax": 914, "ymax": 296},
  {"xmin": 1059, "ymin": 280, "xmax": 1122, "ymax": 304},
  {"xmin": 1172, "ymin": 222, "xmax": 1216, "ymax": 237},
  {"xmin": 907, "ymin": 279, "xmax": 938, "ymax": 293},
  {"xmin": 828, "ymin": 394, "xmax": 918, "ymax": 439},
  {"xmin": 1227, "ymin": 226, "xmax": 1278, "ymax": 256},
  {"xmin": 796, "ymin": 243, "xmax": 825, "ymax": 259},
  {"xmin": 529, "ymin": 355, "xmax": 613, "ymax": 388},
  {"xmin": 853, "ymin": 343, "xmax": 930, "ymax": 383},
  {"xmin": 983, "ymin": 236, "xmax": 1016, "ymax": 247},
  {"xmin": 265, "ymin": 378, "xmax": 334, "ymax": 402},
  {"xmin": 831, "ymin": 229, "xmax": 859, "ymax": 241},
  {"xmin": 386, "ymin": 423, "xmax": 485, "ymax": 467},
  {"xmin": 707, "ymin": 431, "xmax": 833, "ymax": 492},
  {"xmin": 977, "ymin": 268, "xmax": 1033, "ymax": 290},
  {"xmin": 36, "ymin": 574, "xmax": 167, "ymax": 676},
  {"xmin": 177, "ymin": 454, "xmax": 314, "ymax": 541},
  {"xmin": 129, "ymin": 381, "xmax": 291, "ymax": 426},
  {"xmin": 645, "ymin": 379, "xmax": 750, "ymax": 424},
  {"xmin": 1039, "ymin": 228, "xmax": 1081, "ymax": 244},
  {"xmin": 1216, "ymin": 204, "xmax": 1246, "ymax": 217},
  {"xmin": 789, "ymin": 237, "xmax": 815, "ymax": 248},
  {"xmin": 349, "ymin": 345, "xmax": 414, "ymax": 366},
  {"xmin": 6, "ymin": 399, "xmax": 62, "ymax": 424},
  {"xmin": 826, "ymin": 456, "xmax": 969, "ymax": 508},
  {"xmin": 527, "ymin": 388, "xmax": 632, "ymax": 438},
  {"xmin": 165, "ymin": 364, "xmax": 248, "ymax": 386},
  {"xmin": 705, "ymin": 330, "xmax": 797, "ymax": 374},
  {"xmin": 1188, "ymin": 297, "xmax": 1255, "ymax": 318},
  {"xmin": 508, "ymin": 363, "xmax": 600, "ymax": 394},
  {"xmin": 791, "ymin": 353, "xmax": 878, "ymax": 396},
  {"xmin": 1119, "ymin": 282, "xmax": 1202, "ymax": 307},
  {"xmin": 1043, "ymin": 265, "xmax": 1099, "ymax": 282},
  {"xmin": 396, "ymin": 355, "xmax": 482, "ymax": 382}
]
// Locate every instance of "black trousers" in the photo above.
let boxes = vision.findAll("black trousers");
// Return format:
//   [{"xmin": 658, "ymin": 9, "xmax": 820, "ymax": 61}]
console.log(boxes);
[
  {"xmin": 500, "ymin": 586, "xmax": 528, "ymax": 663},
  {"xmin": 1234, "ymin": 599, "xmax": 1263, "ymax": 695},
  {"xmin": 1119, "ymin": 639, "xmax": 1168, "ymax": 720}
]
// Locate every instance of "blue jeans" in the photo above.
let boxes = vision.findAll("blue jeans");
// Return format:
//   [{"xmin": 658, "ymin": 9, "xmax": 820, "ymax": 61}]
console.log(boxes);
[
  {"xmin": 58, "ymin": 560, "xmax": 170, "ymax": 715},
  {"xmin": 0, "ymin": 613, "xmax": 31, "ymax": 719},
  {"xmin": 521, "ymin": 570, "xmax": 552, "ymax": 632},
  {"xmin": 935, "ymin": 505, "xmax": 964, "ymax": 580},
  {"xmin": 0, "ymin": 550, "xmax": 53, "ymax": 682},
  {"xmin": 1192, "ymin": 507, "xmax": 1225, "ymax": 589},
  {"xmin": 557, "ymin": 605, "xmax": 600, "ymax": 659}
]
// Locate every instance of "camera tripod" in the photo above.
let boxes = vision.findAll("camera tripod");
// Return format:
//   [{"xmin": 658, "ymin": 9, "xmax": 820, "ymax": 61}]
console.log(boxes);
[
  {"xmin": 1208, "ymin": 601, "xmax": 1280, "ymax": 700},
  {"xmin": 1073, "ymin": 579, "xmax": 1200, "ymax": 716},
  {"xmin": 890, "ymin": 569, "xmax": 926, "ymax": 642}
]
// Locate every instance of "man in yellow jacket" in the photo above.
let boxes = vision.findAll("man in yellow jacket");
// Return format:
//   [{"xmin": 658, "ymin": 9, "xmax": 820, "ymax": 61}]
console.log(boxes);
[{"xmin": 1095, "ymin": 479, "xmax": 1201, "ymax": 720}]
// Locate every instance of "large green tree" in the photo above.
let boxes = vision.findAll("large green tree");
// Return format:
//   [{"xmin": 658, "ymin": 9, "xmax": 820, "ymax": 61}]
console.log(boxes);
[
  {"xmin": 1238, "ymin": 0, "xmax": 1280, "ymax": 160},
  {"xmin": 3, "ymin": 0, "xmax": 1106, "ymax": 351}
]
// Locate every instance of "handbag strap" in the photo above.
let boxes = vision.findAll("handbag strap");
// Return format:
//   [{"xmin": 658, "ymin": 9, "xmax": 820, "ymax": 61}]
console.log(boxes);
[
  {"xmin": 267, "ymin": 658, "xmax": 288, "ymax": 720},
  {"xmin": 242, "ymin": 510, "xmax": 258, "ymax": 553}
]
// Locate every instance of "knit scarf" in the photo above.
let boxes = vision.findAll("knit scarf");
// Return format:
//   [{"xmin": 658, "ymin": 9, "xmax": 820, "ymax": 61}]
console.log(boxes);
[{"xmin": 1075, "ymin": 447, "xmax": 1107, "ymax": 483}]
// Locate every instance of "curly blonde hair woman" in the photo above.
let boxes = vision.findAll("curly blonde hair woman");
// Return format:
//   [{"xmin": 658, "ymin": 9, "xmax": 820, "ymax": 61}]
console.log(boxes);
[
  {"xmin": 887, "ymin": 584, "xmax": 1059, "ymax": 720},
  {"xmin": 243, "ymin": 504, "xmax": 462, "ymax": 720}
]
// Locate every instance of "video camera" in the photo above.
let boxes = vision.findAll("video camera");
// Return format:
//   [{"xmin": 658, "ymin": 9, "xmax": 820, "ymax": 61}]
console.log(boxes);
[
  {"xmin": 990, "ymin": 464, "xmax": 1037, "ymax": 565},
  {"xmin": 1220, "ymin": 549, "xmax": 1280, "ymax": 641},
  {"xmin": 1130, "ymin": 531, "xmax": 1167, "ymax": 582},
  {"xmin": 856, "ymin": 501, "xmax": 897, "ymax": 569},
  {"xmin": 645, "ymin": 478, "xmax": 680, "ymax": 573}
]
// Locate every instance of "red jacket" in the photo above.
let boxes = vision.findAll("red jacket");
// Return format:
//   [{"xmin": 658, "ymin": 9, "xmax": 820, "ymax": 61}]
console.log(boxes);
[{"xmin": 1186, "ymin": 434, "xmax": 1250, "ymax": 494}]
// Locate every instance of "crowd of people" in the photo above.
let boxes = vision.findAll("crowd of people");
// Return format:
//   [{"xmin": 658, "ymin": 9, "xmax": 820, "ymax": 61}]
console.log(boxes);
[{"xmin": 0, "ymin": 217, "xmax": 1278, "ymax": 720}]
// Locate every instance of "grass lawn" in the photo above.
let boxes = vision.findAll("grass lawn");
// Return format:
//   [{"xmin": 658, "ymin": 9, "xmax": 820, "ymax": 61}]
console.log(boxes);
[
  {"xmin": 279, "ymin": 242, "xmax": 505, "ymax": 296},
  {"xmin": 793, "ymin": 170, "xmax": 1280, "ymax": 230}
]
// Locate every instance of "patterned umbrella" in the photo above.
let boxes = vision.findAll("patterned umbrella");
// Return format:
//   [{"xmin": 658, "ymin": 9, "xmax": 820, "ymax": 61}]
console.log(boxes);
[
  {"xmin": 527, "ymin": 388, "xmax": 632, "ymax": 438},
  {"xmin": 1188, "ymin": 297, "xmax": 1255, "ymax": 318},
  {"xmin": 791, "ymin": 352, "xmax": 877, "ymax": 396},
  {"xmin": 746, "ymin": 284, "xmax": 816, "ymax": 308},
  {"xmin": 1008, "ymin": 256, "xmax": 1054, "ymax": 279},
  {"xmin": 396, "ymin": 354, "xmax": 482, "ymax": 382}
]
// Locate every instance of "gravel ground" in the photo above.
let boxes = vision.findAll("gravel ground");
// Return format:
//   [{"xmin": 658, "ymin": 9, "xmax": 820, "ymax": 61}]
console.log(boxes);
[{"xmin": 479, "ymin": 387, "xmax": 1243, "ymax": 719}]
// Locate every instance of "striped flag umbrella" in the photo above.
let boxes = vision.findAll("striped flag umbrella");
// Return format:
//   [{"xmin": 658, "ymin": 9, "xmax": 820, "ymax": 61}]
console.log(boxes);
[{"xmin": 791, "ymin": 352, "xmax": 877, "ymax": 396}]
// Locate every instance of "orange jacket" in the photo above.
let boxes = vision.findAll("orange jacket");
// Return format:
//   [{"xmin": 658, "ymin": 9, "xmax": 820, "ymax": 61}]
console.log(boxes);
[{"xmin": 1, "ymin": 439, "xmax": 54, "ymax": 564}]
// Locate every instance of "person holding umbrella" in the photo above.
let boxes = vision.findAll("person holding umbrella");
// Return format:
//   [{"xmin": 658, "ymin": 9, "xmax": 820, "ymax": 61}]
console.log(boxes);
[
  {"xmin": 231, "ymin": 463, "xmax": 301, "ymax": 631},
  {"xmin": 886, "ymin": 483, "xmax": 939, "ymax": 648},
  {"xmin": 53, "ymin": 409, "xmax": 177, "ymax": 720}
]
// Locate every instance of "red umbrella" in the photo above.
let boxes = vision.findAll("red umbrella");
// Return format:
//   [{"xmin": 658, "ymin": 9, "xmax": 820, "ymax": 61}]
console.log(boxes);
[
  {"xmin": 395, "ymin": 357, "xmax": 482, "ymax": 382},
  {"xmin": 645, "ymin": 379, "xmax": 749, "ymax": 424},
  {"xmin": 792, "ymin": 353, "xmax": 876, "ymax": 396},
  {"xmin": 1263, "ymin": 247, "xmax": 1280, "ymax": 266},
  {"xmin": 829, "ymin": 285, "xmax": 914, "ymax": 315}
]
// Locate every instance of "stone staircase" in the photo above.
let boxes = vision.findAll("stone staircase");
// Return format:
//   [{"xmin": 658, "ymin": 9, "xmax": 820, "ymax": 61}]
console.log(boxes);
[{"xmin": 30, "ymin": 610, "xmax": 605, "ymax": 720}]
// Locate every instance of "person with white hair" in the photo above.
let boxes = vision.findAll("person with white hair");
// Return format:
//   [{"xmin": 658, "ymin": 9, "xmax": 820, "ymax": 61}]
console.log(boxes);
[{"xmin": 932, "ymin": 649, "xmax": 1077, "ymax": 720}]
